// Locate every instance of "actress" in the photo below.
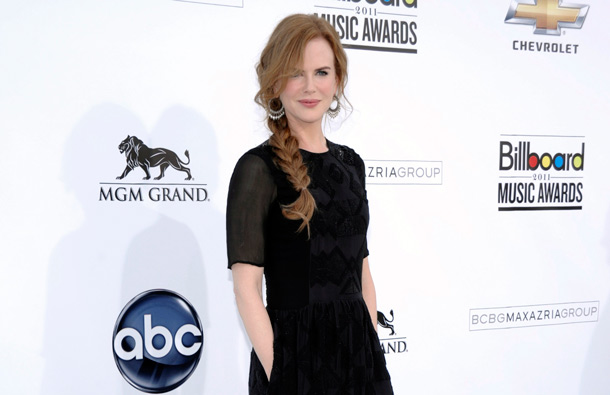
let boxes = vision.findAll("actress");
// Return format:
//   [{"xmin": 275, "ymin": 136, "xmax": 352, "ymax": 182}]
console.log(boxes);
[{"xmin": 227, "ymin": 13, "xmax": 394, "ymax": 394}]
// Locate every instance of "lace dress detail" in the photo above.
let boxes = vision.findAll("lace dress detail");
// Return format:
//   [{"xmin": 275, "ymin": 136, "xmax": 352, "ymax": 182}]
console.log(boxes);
[{"xmin": 227, "ymin": 140, "xmax": 393, "ymax": 395}]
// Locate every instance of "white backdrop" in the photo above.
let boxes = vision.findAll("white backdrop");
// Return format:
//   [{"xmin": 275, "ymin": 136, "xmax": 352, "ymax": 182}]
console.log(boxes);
[{"xmin": 1, "ymin": 0, "xmax": 610, "ymax": 394}]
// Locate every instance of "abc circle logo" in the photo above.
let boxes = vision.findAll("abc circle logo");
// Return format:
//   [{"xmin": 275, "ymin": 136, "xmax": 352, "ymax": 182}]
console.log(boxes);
[{"xmin": 112, "ymin": 289, "xmax": 204, "ymax": 393}]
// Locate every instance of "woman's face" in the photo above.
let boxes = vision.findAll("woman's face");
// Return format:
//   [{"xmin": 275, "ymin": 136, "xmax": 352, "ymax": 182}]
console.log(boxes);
[{"xmin": 279, "ymin": 37, "xmax": 338, "ymax": 131}]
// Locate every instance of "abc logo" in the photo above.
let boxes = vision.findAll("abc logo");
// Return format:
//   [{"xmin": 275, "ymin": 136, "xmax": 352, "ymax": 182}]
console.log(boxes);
[{"xmin": 112, "ymin": 289, "xmax": 204, "ymax": 393}]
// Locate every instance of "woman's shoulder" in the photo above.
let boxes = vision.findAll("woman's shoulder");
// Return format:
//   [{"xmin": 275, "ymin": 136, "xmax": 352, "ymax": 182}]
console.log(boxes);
[
  {"xmin": 229, "ymin": 141, "xmax": 277, "ymax": 193},
  {"xmin": 231, "ymin": 140, "xmax": 279, "ymax": 183},
  {"xmin": 242, "ymin": 139, "xmax": 273, "ymax": 159},
  {"xmin": 327, "ymin": 140, "xmax": 364, "ymax": 167},
  {"xmin": 235, "ymin": 140, "xmax": 274, "ymax": 168}
]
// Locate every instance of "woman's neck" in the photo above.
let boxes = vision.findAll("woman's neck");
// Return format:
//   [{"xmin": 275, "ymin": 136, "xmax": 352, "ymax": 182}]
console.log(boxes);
[{"xmin": 289, "ymin": 123, "xmax": 327, "ymax": 153}]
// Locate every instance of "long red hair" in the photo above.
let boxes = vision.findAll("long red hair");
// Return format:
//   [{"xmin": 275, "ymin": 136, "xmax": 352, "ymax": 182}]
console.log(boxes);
[{"xmin": 254, "ymin": 14, "xmax": 348, "ymax": 234}]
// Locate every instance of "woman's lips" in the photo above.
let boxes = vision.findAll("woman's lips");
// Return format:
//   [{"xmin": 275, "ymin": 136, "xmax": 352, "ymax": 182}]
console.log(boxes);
[{"xmin": 298, "ymin": 99, "xmax": 321, "ymax": 108}]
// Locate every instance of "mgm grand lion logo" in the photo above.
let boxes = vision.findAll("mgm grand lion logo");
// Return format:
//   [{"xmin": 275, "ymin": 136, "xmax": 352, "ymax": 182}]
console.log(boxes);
[
  {"xmin": 116, "ymin": 135, "xmax": 193, "ymax": 181},
  {"xmin": 377, "ymin": 309, "xmax": 396, "ymax": 336}
]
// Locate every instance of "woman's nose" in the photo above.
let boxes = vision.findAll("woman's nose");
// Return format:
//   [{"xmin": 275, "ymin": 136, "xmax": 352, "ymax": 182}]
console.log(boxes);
[{"xmin": 303, "ymin": 74, "xmax": 315, "ymax": 93}]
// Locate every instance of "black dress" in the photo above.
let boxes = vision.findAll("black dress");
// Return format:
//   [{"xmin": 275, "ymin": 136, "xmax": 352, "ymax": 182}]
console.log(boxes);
[{"xmin": 227, "ymin": 140, "xmax": 393, "ymax": 395}]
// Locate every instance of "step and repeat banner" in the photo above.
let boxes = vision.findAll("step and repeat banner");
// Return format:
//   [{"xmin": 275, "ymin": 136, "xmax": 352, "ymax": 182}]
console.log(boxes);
[{"xmin": 1, "ymin": 1, "xmax": 609, "ymax": 394}]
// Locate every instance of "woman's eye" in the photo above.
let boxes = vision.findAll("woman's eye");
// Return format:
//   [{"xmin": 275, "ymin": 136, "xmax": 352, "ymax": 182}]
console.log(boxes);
[{"xmin": 316, "ymin": 70, "xmax": 328, "ymax": 76}]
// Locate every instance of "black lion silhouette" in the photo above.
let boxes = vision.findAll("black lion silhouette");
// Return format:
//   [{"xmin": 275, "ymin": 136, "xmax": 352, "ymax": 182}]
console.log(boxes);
[
  {"xmin": 116, "ymin": 135, "xmax": 193, "ymax": 180},
  {"xmin": 377, "ymin": 309, "xmax": 395, "ymax": 336}
]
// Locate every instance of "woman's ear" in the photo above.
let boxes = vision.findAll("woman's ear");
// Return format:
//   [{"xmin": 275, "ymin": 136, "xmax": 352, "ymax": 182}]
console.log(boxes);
[{"xmin": 273, "ymin": 80, "xmax": 281, "ymax": 96}]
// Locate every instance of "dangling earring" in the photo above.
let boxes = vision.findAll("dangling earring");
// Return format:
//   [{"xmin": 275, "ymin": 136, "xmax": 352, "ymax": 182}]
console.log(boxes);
[
  {"xmin": 327, "ymin": 95, "xmax": 341, "ymax": 119},
  {"xmin": 268, "ymin": 98, "xmax": 285, "ymax": 121}
]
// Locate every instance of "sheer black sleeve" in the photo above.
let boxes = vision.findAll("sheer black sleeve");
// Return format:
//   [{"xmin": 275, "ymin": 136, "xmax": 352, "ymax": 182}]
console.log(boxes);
[{"xmin": 226, "ymin": 152, "xmax": 277, "ymax": 269}]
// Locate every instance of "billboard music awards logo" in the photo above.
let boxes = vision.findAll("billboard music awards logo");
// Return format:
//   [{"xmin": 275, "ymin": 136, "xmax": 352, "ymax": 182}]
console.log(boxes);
[
  {"xmin": 365, "ymin": 159, "xmax": 443, "ymax": 185},
  {"xmin": 377, "ymin": 309, "xmax": 408, "ymax": 355},
  {"xmin": 505, "ymin": 0, "xmax": 589, "ymax": 55},
  {"xmin": 313, "ymin": 0, "xmax": 418, "ymax": 54},
  {"xmin": 497, "ymin": 134, "xmax": 585, "ymax": 211},
  {"xmin": 113, "ymin": 289, "xmax": 204, "ymax": 393},
  {"xmin": 99, "ymin": 135, "xmax": 209, "ymax": 203}
]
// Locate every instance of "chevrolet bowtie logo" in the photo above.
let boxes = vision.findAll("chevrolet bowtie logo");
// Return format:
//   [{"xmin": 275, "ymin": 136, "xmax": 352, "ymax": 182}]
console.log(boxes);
[{"xmin": 505, "ymin": 0, "xmax": 589, "ymax": 35}]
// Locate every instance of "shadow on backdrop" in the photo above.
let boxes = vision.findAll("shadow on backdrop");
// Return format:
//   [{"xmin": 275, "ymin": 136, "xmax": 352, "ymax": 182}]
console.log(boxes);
[
  {"xmin": 43, "ymin": 103, "xmax": 243, "ymax": 394},
  {"xmin": 43, "ymin": 103, "xmax": 150, "ymax": 394}
]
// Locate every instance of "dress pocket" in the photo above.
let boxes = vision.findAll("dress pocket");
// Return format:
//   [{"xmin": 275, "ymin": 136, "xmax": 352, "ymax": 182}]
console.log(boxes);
[
  {"xmin": 248, "ymin": 349, "xmax": 270, "ymax": 395},
  {"xmin": 266, "ymin": 334, "xmax": 281, "ymax": 393}
]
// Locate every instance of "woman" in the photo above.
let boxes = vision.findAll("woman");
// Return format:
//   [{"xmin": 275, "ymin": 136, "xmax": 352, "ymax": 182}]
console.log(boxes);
[{"xmin": 227, "ymin": 13, "xmax": 393, "ymax": 394}]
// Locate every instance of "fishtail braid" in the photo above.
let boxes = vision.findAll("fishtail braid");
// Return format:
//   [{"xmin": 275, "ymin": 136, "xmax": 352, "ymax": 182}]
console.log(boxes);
[{"xmin": 267, "ymin": 117, "xmax": 316, "ymax": 235}]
